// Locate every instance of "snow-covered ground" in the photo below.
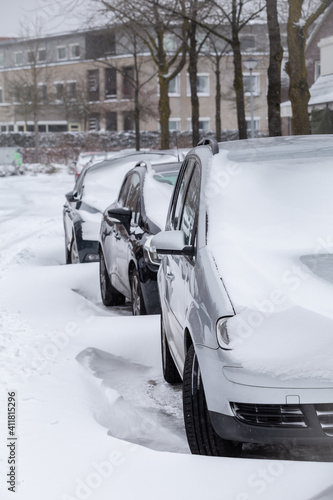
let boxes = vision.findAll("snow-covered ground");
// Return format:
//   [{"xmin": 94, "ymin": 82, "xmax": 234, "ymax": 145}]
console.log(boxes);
[{"xmin": 1, "ymin": 169, "xmax": 333, "ymax": 500}]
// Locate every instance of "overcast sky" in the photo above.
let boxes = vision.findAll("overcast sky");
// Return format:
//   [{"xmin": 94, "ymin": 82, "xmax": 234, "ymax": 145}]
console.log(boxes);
[{"xmin": 1, "ymin": 0, "xmax": 90, "ymax": 37}]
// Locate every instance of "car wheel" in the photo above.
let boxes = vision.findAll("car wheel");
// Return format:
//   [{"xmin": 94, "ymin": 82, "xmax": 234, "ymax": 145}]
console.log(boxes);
[
  {"xmin": 99, "ymin": 251, "xmax": 125, "ymax": 306},
  {"xmin": 130, "ymin": 267, "xmax": 146, "ymax": 316},
  {"xmin": 161, "ymin": 314, "xmax": 181, "ymax": 384},
  {"xmin": 183, "ymin": 344, "xmax": 242, "ymax": 457},
  {"xmin": 70, "ymin": 237, "xmax": 80, "ymax": 264}
]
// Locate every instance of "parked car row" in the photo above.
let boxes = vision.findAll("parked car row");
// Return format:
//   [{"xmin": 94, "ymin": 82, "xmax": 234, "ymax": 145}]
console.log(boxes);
[{"xmin": 64, "ymin": 136, "xmax": 333, "ymax": 458}]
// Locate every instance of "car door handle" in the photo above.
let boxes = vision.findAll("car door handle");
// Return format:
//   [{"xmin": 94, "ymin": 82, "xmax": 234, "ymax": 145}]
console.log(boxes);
[
  {"xmin": 166, "ymin": 272, "xmax": 175, "ymax": 282},
  {"xmin": 113, "ymin": 231, "xmax": 121, "ymax": 240}
]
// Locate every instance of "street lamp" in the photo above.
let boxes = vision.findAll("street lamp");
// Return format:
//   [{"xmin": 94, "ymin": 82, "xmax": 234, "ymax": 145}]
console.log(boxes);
[{"xmin": 244, "ymin": 58, "xmax": 258, "ymax": 138}]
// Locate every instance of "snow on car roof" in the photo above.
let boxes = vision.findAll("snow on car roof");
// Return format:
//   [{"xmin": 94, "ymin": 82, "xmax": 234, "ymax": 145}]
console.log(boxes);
[
  {"xmin": 206, "ymin": 135, "xmax": 333, "ymax": 380},
  {"xmin": 82, "ymin": 153, "xmax": 178, "ymax": 213}
]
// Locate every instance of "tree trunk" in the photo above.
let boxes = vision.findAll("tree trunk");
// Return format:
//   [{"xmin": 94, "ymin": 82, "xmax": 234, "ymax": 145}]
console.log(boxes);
[
  {"xmin": 215, "ymin": 55, "xmax": 222, "ymax": 142},
  {"xmin": 188, "ymin": 30, "xmax": 199, "ymax": 146},
  {"xmin": 159, "ymin": 75, "xmax": 171, "ymax": 150},
  {"xmin": 266, "ymin": 0, "xmax": 283, "ymax": 136},
  {"xmin": 232, "ymin": 36, "xmax": 247, "ymax": 139},
  {"xmin": 286, "ymin": 0, "xmax": 310, "ymax": 135},
  {"xmin": 134, "ymin": 85, "xmax": 140, "ymax": 151},
  {"xmin": 34, "ymin": 110, "xmax": 39, "ymax": 163}
]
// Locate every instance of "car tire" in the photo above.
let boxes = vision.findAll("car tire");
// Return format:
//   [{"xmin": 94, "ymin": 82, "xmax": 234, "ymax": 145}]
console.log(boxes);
[
  {"xmin": 99, "ymin": 251, "xmax": 125, "ymax": 306},
  {"xmin": 65, "ymin": 240, "xmax": 71, "ymax": 264},
  {"xmin": 183, "ymin": 344, "xmax": 242, "ymax": 457},
  {"xmin": 70, "ymin": 237, "xmax": 80, "ymax": 264},
  {"xmin": 161, "ymin": 314, "xmax": 181, "ymax": 384},
  {"xmin": 130, "ymin": 267, "xmax": 146, "ymax": 316}
]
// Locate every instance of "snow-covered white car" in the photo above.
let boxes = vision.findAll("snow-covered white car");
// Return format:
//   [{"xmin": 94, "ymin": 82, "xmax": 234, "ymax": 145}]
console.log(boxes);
[
  {"xmin": 74, "ymin": 151, "xmax": 108, "ymax": 178},
  {"xmin": 151, "ymin": 135, "xmax": 333, "ymax": 457}
]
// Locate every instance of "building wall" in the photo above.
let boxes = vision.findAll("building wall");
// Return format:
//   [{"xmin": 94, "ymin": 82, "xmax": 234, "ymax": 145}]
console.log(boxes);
[{"xmin": 0, "ymin": 27, "xmax": 270, "ymax": 136}]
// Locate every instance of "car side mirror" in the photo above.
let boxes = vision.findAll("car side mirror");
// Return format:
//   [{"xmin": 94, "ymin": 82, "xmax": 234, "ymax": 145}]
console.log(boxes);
[
  {"xmin": 151, "ymin": 230, "xmax": 194, "ymax": 256},
  {"xmin": 107, "ymin": 207, "xmax": 132, "ymax": 232},
  {"xmin": 65, "ymin": 190, "xmax": 79, "ymax": 202}
]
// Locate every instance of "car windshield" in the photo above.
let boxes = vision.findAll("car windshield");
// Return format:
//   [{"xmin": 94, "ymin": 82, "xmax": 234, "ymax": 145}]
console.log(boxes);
[
  {"xmin": 144, "ymin": 164, "xmax": 181, "ymax": 229},
  {"xmin": 207, "ymin": 136, "xmax": 333, "ymax": 306}
]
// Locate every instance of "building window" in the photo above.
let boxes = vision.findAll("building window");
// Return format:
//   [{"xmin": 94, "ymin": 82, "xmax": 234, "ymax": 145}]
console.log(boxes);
[
  {"xmin": 0, "ymin": 88, "xmax": 3, "ymax": 103},
  {"xmin": 38, "ymin": 49, "xmax": 46, "ymax": 62},
  {"xmin": 243, "ymin": 73, "xmax": 260, "ymax": 95},
  {"xmin": 187, "ymin": 74, "xmax": 210, "ymax": 96},
  {"xmin": 105, "ymin": 68, "xmax": 117, "ymax": 99},
  {"xmin": 315, "ymin": 61, "xmax": 321, "ymax": 81},
  {"xmin": 106, "ymin": 111, "xmax": 117, "ymax": 131},
  {"xmin": 123, "ymin": 111, "xmax": 134, "ymax": 131},
  {"xmin": 38, "ymin": 83, "xmax": 47, "ymax": 101},
  {"xmin": 168, "ymin": 75, "xmax": 180, "ymax": 96},
  {"xmin": 88, "ymin": 114, "xmax": 100, "ymax": 131},
  {"xmin": 23, "ymin": 86, "xmax": 32, "ymax": 102},
  {"xmin": 54, "ymin": 82, "xmax": 64, "ymax": 101},
  {"xmin": 70, "ymin": 44, "xmax": 80, "ymax": 59},
  {"xmin": 85, "ymin": 31, "xmax": 116, "ymax": 59},
  {"xmin": 57, "ymin": 46, "xmax": 67, "ymax": 60},
  {"xmin": 15, "ymin": 52, "xmax": 23, "ymax": 65},
  {"xmin": 48, "ymin": 123, "xmax": 67, "ymax": 132},
  {"xmin": 27, "ymin": 51, "xmax": 35, "ymax": 63},
  {"xmin": 241, "ymin": 35, "xmax": 256, "ymax": 50},
  {"xmin": 187, "ymin": 117, "xmax": 210, "ymax": 132},
  {"xmin": 169, "ymin": 118, "xmax": 180, "ymax": 131},
  {"xmin": 13, "ymin": 87, "xmax": 20, "ymax": 103},
  {"xmin": 69, "ymin": 123, "xmax": 80, "ymax": 131},
  {"xmin": 122, "ymin": 66, "xmax": 134, "ymax": 99},
  {"xmin": 0, "ymin": 53, "xmax": 4, "ymax": 66},
  {"xmin": 246, "ymin": 117, "xmax": 260, "ymax": 132},
  {"xmin": 87, "ymin": 69, "xmax": 99, "ymax": 101},
  {"xmin": 67, "ymin": 81, "xmax": 77, "ymax": 99},
  {"xmin": 164, "ymin": 35, "xmax": 176, "ymax": 52}
]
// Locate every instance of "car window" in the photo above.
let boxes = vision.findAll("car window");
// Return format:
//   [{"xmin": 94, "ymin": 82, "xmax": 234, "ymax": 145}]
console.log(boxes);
[
  {"xmin": 118, "ymin": 176, "xmax": 132, "ymax": 206},
  {"xmin": 179, "ymin": 162, "xmax": 201, "ymax": 247},
  {"xmin": 125, "ymin": 173, "xmax": 141, "ymax": 225},
  {"xmin": 170, "ymin": 158, "xmax": 196, "ymax": 230}
]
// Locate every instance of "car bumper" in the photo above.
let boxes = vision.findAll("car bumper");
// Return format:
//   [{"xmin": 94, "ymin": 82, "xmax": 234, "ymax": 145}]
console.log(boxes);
[
  {"xmin": 209, "ymin": 404, "xmax": 333, "ymax": 445},
  {"xmin": 140, "ymin": 272, "xmax": 160, "ymax": 315},
  {"xmin": 77, "ymin": 239, "xmax": 100, "ymax": 263},
  {"xmin": 196, "ymin": 345, "xmax": 333, "ymax": 445}
]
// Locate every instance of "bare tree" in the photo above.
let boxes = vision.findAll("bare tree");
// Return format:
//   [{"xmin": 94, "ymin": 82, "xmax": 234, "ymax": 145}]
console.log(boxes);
[
  {"xmin": 203, "ymin": 33, "xmax": 229, "ymax": 141},
  {"xmin": 285, "ymin": 0, "xmax": 333, "ymax": 135},
  {"xmin": 93, "ymin": 0, "xmax": 187, "ymax": 149},
  {"xmin": 8, "ymin": 21, "xmax": 52, "ymax": 161},
  {"xmin": 95, "ymin": 28, "xmax": 159, "ymax": 150},
  {"xmin": 266, "ymin": 0, "xmax": 283, "ymax": 136}
]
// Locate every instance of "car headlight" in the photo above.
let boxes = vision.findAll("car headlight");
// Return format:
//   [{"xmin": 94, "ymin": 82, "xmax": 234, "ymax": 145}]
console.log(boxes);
[
  {"xmin": 216, "ymin": 317, "xmax": 233, "ymax": 350},
  {"xmin": 143, "ymin": 235, "xmax": 161, "ymax": 266}
]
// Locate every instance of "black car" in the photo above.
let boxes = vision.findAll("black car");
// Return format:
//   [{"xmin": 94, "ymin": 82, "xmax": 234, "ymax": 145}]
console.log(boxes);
[
  {"xmin": 99, "ymin": 160, "xmax": 181, "ymax": 315},
  {"xmin": 63, "ymin": 152, "xmax": 178, "ymax": 264}
]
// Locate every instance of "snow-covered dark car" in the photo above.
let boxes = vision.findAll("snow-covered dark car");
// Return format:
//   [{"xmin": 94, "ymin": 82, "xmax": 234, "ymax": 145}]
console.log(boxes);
[
  {"xmin": 99, "ymin": 160, "xmax": 181, "ymax": 315},
  {"xmin": 63, "ymin": 152, "xmax": 177, "ymax": 264},
  {"xmin": 151, "ymin": 135, "xmax": 333, "ymax": 457}
]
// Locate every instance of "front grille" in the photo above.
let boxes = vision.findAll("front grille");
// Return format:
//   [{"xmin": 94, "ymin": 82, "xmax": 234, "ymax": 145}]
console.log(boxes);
[
  {"xmin": 315, "ymin": 404, "xmax": 333, "ymax": 437},
  {"xmin": 231, "ymin": 402, "xmax": 307, "ymax": 428}
]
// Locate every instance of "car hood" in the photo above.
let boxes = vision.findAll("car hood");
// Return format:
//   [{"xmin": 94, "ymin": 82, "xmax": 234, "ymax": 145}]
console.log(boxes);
[{"xmin": 206, "ymin": 147, "xmax": 333, "ymax": 381}]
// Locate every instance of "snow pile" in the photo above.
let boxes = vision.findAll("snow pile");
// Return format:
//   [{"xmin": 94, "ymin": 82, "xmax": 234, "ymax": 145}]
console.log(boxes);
[
  {"xmin": 309, "ymin": 73, "xmax": 333, "ymax": 106},
  {"xmin": 1, "ymin": 171, "xmax": 333, "ymax": 500},
  {"xmin": 207, "ymin": 136, "xmax": 333, "ymax": 379}
]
